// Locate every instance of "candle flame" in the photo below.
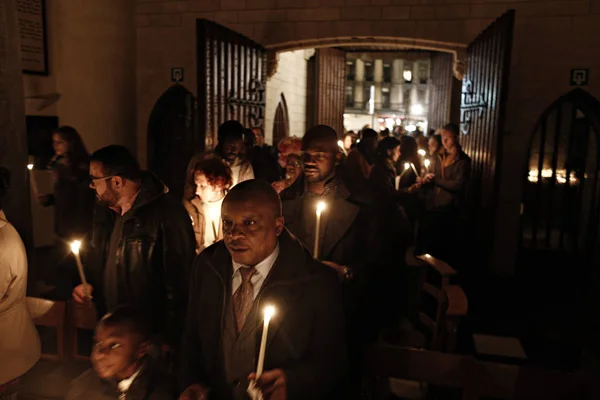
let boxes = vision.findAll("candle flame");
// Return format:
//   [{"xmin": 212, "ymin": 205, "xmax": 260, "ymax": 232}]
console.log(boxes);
[
  {"xmin": 264, "ymin": 305, "xmax": 276, "ymax": 321},
  {"xmin": 404, "ymin": 162, "xmax": 410, "ymax": 170},
  {"xmin": 337, "ymin": 140, "xmax": 344, "ymax": 149},
  {"xmin": 316, "ymin": 201, "xmax": 326, "ymax": 215},
  {"xmin": 418, "ymin": 149, "xmax": 426, "ymax": 156},
  {"xmin": 70, "ymin": 240, "xmax": 82, "ymax": 255},
  {"xmin": 27, "ymin": 164, "xmax": 34, "ymax": 170},
  {"xmin": 424, "ymin": 159, "xmax": 431, "ymax": 168},
  {"xmin": 208, "ymin": 207, "xmax": 220, "ymax": 221}
]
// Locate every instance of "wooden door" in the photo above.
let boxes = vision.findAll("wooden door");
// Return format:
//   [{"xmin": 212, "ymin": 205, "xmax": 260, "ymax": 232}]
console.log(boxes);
[
  {"xmin": 313, "ymin": 48, "xmax": 346, "ymax": 136},
  {"xmin": 197, "ymin": 19, "xmax": 266, "ymax": 149},
  {"xmin": 460, "ymin": 10, "xmax": 515, "ymax": 255},
  {"xmin": 427, "ymin": 52, "xmax": 461, "ymax": 131}
]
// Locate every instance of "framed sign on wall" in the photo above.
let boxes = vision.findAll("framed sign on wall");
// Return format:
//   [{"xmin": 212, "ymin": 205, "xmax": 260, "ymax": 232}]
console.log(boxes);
[{"xmin": 17, "ymin": 0, "xmax": 48, "ymax": 75}]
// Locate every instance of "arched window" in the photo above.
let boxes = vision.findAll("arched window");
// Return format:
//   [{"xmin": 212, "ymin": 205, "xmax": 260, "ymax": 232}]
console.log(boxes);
[{"xmin": 272, "ymin": 94, "xmax": 289, "ymax": 145}]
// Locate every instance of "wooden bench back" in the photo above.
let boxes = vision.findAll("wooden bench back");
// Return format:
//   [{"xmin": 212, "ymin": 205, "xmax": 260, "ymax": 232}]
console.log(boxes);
[{"xmin": 27, "ymin": 297, "xmax": 66, "ymax": 361}]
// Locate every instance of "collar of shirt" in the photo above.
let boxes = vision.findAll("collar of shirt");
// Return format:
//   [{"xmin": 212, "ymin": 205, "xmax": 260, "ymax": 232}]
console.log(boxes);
[
  {"xmin": 231, "ymin": 243, "xmax": 280, "ymax": 299},
  {"xmin": 117, "ymin": 366, "xmax": 142, "ymax": 393}
]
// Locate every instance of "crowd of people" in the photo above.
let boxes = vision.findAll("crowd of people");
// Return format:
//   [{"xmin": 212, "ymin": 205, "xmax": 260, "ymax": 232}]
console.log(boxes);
[{"xmin": 0, "ymin": 119, "xmax": 471, "ymax": 400}]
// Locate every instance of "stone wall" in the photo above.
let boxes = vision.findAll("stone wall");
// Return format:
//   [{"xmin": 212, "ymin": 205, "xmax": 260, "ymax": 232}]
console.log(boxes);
[
  {"xmin": 131, "ymin": 0, "xmax": 600, "ymax": 275},
  {"xmin": 264, "ymin": 49, "xmax": 311, "ymax": 144}
]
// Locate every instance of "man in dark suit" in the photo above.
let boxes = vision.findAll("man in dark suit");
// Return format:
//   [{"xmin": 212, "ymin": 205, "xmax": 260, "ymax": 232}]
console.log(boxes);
[
  {"xmin": 279, "ymin": 125, "xmax": 384, "ymax": 394},
  {"xmin": 179, "ymin": 180, "xmax": 347, "ymax": 400}
]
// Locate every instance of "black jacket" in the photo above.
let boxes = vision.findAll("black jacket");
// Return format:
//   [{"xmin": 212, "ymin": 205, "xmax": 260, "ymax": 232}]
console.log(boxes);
[
  {"xmin": 87, "ymin": 172, "xmax": 196, "ymax": 345},
  {"xmin": 66, "ymin": 362, "xmax": 176, "ymax": 400},
  {"xmin": 179, "ymin": 230, "xmax": 347, "ymax": 400}
]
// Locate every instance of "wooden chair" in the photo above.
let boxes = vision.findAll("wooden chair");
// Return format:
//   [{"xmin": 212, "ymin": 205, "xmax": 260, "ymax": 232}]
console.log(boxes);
[
  {"xmin": 416, "ymin": 253, "xmax": 457, "ymax": 288},
  {"xmin": 365, "ymin": 344, "xmax": 600, "ymax": 400},
  {"xmin": 66, "ymin": 300, "xmax": 98, "ymax": 360},
  {"xmin": 27, "ymin": 297, "xmax": 66, "ymax": 361}
]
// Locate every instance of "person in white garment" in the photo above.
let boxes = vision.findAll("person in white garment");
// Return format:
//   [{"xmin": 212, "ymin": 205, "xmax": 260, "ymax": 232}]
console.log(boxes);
[
  {"xmin": 183, "ymin": 157, "xmax": 233, "ymax": 254},
  {"xmin": 0, "ymin": 167, "xmax": 41, "ymax": 399}
]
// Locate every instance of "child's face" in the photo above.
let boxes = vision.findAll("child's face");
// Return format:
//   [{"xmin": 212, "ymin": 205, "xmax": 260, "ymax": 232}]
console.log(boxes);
[{"xmin": 91, "ymin": 323, "xmax": 147, "ymax": 380}]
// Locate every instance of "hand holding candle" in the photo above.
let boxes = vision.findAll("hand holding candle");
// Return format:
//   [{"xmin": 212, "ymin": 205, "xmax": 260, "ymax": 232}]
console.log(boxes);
[
  {"xmin": 27, "ymin": 163, "xmax": 39, "ymax": 197},
  {"xmin": 314, "ymin": 201, "xmax": 326, "ymax": 259},
  {"xmin": 70, "ymin": 240, "xmax": 90, "ymax": 299}
]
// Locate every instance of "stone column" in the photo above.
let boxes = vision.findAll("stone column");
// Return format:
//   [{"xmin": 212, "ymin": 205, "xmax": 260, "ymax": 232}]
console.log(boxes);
[
  {"xmin": 391, "ymin": 59, "xmax": 403, "ymax": 111},
  {"xmin": 0, "ymin": 0, "xmax": 35, "ymax": 277},
  {"xmin": 354, "ymin": 59, "xmax": 364, "ymax": 108},
  {"xmin": 374, "ymin": 59, "xmax": 383, "ymax": 109},
  {"xmin": 411, "ymin": 61, "xmax": 420, "ymax": 106}
]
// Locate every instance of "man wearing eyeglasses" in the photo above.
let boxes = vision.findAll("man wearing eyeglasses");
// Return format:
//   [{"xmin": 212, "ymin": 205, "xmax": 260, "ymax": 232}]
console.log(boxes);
[{"xmin": 72, "ymin": 145, "xmax": 196, "ymax": 350}]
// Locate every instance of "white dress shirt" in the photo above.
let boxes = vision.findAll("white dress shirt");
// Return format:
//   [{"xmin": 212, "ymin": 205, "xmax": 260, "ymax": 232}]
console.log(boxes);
[
  {"xmin": 117, "ymin": 366, "xmax": 142, "ymax": 394},
  {"xmin": 231, "ymin": 244, "xmax": 280, "ymax": 300}
]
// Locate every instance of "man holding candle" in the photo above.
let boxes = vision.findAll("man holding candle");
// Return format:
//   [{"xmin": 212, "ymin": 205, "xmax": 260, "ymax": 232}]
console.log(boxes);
[
  {"xmin": 180, "ymin": 180, "xmax": 347, "ymax": 400},
  {"xmin": 72, "ymin": 145, "xmax": 196, "ymax": 348},
  {"xmin": 279, "ymin": 125, "xmax": 383, "ymax": 394}
]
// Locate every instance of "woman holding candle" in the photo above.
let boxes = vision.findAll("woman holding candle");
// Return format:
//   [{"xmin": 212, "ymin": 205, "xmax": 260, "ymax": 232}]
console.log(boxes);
[
  {"xmin": 183, "ymin": 157, "xmax": 233, "ymax": 254},
  {"xmin": 37, "ymin": 126, "xmax": 95, "ymax": 288}
]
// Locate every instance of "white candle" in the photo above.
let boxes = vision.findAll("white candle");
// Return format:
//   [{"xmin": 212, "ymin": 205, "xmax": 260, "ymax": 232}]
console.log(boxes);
[
  {"xmin": 27, "ymin": 164, "xmax": 39, "ymax": 196},
  {"xmin": 410, "ymin": 163, "xmax": 419, "ymax": 176},
  {"xmin": 314, "ymin": 201, "xmax": 326, "ymax": 259},
  {"xmin": 70, "ymin": 240, "xmax": 90, "ymax": 298},
  {"xmin": 256, "ymin": 305, "xmax": 276, "ymax": 378},
  {"xmin": 404, "ymin": 162, "xmax": 410, "ymax": 171},
  {"xmin": 424, "ymin": 158, "xmax": 431, "ymax": 172},
  {"xmin": 208, "ymin": 207, "xmax": 219, "ymax": 241}
]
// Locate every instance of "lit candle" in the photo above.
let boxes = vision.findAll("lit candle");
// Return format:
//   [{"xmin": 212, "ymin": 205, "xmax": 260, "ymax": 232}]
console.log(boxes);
[
  {"xmin": 410, "ymin": 163, "xmax": 419, "ymax": 176},
  {"xmin": 404, "ymin": 162, "xmax": 410, "ymax": 171},
  {"xmin": 418, "ymin": 149, "xmax": 426, "ymax": 157},
  {"xmin": 337, "ymin": 140, "xmax": 344, "ymax": 150},
  {"xmin": 424, "ymin": 158, "xmax": 431, "ymax": 172},
  {"xmin": 208, "ymin": 207, "xmax": 219, "ymax": 242},
  {"xmin": 256, "ymin": 305, "xmax": 276, "ymax": 378},
  {"xmin": 314, "ymin": 201, "xmax": 326, "ymax": 259},
  {"xmin": 27, "ymin": 164, "xmax": 39, "ymax": 196},
  {"xmin": 70, "ymin": 240, "xmax": 90, "ymax": 298}
]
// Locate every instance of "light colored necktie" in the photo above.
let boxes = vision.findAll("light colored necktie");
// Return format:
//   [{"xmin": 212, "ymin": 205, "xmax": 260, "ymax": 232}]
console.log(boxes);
[{"xmin": 233, "ymin": 267, "xmax": 257, "ymax": 333}]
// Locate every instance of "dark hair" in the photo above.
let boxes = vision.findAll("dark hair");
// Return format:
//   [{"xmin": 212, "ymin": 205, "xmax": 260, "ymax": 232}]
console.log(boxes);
[
  {"xmin": 192, "ymin": 157, "xmax": 233, "ymax": 191},
  {"xmin": 376, "ymin": 137, "xmax": 401, "ymax": 161},
  {"xmin": 218, "ymin": 120, "xmax": 245, "ymax": 143},
  {"xmin": 361, "ymin": 128, "xmax": 378, "ymax": 141},
  {"xmin": 99, "ymin": 305, "xmax": 152, "ymax": 341},
  {"xmin": 90, "ymin": 145, "xmax": 141, "ymax": 181},
  {"xmin": 52, "ymin": 126, "xmax": 90, "ymax": 170},
  {"xmin": 224, "ymin": 179, "xmax": 282, "ymax": 217},
  {"xmin": 430, "ymin": 134, "xmax": 442, "ymax": 149},
  {"xmin": 442, "ymin": 123, "xmax": 460, "ymax": 137},
  {"xmin": 398, "ymin": 135, "xmax": 421, "ymax": 171},
  {"xmin": 302, "ymin": 125, "xmax": 339, "ymax": 153},
  {"xmin": 0, "ymin": 167, "xmax": 10, "ymax": 210}
]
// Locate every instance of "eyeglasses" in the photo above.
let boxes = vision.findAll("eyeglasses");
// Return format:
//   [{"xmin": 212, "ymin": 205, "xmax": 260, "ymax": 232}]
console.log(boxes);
[{"xmin": 88, "ymin": 175, "xmax": 114, "ymax": 188}]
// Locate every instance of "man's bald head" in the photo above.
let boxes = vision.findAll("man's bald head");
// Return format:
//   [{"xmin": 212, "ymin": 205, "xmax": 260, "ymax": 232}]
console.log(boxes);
[{"xmin": 223, "ymin": 179, "xmax": 282, "ymax": 217}]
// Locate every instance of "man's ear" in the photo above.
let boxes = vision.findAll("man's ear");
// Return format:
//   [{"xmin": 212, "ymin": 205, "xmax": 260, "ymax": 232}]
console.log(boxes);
[
  {"xmin": 112, "ymin": 176, "xmax": 125, "ymax": 189},
  {"xmin": 334, "ymin": 152, "xmax": 343, "ymax": 166},
  {"xmin": 136, "ymin": 340, "xmax": 151, "ymax": 360},
  {"xmin": 275, "ymin": 216, "xmax": 284, "ymax": 236}
]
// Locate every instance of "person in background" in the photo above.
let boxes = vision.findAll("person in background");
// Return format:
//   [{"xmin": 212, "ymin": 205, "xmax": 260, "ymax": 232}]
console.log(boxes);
[
  {"xmin": 340, "ymin": 132, "xmax": 357, "ymax": 157},
  {"xmin": 215, "ymin": 121, "xmax": 254, "ymax": 187},
  {"xmin": 0, "ymin": 167, "xmax": 41, "ymax": 400},
  {"xmin": 272, "ymin": 153, "xmax": 303, "ymax": 195},
  {"xmin": 369, "ymin": 137, "xmax": 402, "ymax": 202},
  {"xmin": 179, "ymin": 180, "xmax": 347, "ymax": 400},
  {"xmin": 342, "ymin": 128, "xmax": 378, "ymax": 194},
  {"xmin": 72, "ymin": 145, "xmax": 195, "ymax": 349},
  {"xmin": 428, "ymin": 134, "xmax": 443, "ymax": 157},
  {"xmin": 250, "ymin": 127, "xmax": 280, "ymax": 183},
  {"xmin": 38, "ymin": 126, "xmax": 95, "ymax": 289},
  {"xmin": 183, "ymin": 157, "xmax": 233, "ymax": 254},
  {"xmin": 67, "ymin": 305, "xmax": 176, "ymax": 400},
  {"xmin": 396, "ymin": 136, "xmax": 422, "ymax": 228},
  {"xmin": 419, "ymin": 124, "xmax": 471, "ymax": 264}
]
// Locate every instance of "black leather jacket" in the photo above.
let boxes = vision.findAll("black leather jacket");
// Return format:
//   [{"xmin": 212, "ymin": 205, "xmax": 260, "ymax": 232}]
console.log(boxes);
[{"xmin": 87, "ymin": 172, "xmax": 196, "ymax": 345}]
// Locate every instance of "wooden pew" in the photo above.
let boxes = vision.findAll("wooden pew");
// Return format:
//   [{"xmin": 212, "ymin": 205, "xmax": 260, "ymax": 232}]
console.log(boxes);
[
  {"xmin": 366, "ymin": 345, "xmax": 600, "ymax": 400},
  {"xmin": 66, "ymin": 300, "xmax": 98, "ymax": 360},
  {"xmin": 27, "ymin": 297, "xmax": 66, "ymax": 361}
]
